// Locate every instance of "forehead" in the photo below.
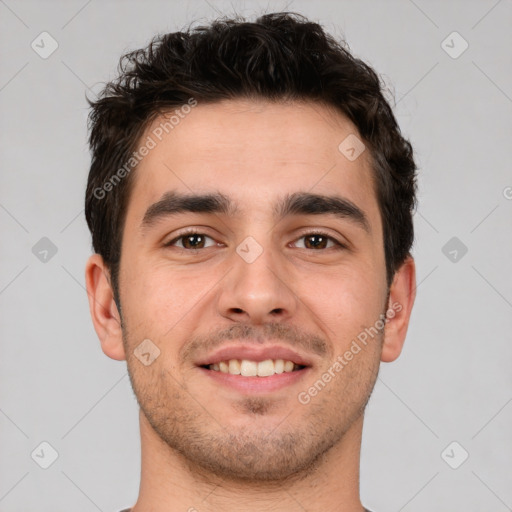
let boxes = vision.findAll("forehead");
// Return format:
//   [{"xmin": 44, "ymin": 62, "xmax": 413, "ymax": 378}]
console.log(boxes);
[{"xmin": 126, "ymin": 99, "xmax": 379, "ymax": 229}]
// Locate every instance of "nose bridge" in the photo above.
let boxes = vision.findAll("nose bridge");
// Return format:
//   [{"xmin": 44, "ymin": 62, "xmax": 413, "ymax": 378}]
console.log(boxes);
[
  {"xmin": 235, "ymin": 233, "xmax": 284, "ymax": 298},
  {"xmin": 217, "ymin": 232, "xmax": 297, "ymax": 322}
]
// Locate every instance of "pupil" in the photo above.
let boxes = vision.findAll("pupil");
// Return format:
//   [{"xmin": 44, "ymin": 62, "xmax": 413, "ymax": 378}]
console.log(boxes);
[
  {"xmin": 185, "ymin": 234, "xmax": 204, "ymax": 248},
  {"xmin": 307, "ymin": 235, "xmax": 326, "ymax": 249}
]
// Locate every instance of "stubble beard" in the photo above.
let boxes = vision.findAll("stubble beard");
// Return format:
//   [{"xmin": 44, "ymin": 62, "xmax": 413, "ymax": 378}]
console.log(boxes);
[{"xmin": 124, "ymin": 328, "xmax": 382, "ymax": 484}]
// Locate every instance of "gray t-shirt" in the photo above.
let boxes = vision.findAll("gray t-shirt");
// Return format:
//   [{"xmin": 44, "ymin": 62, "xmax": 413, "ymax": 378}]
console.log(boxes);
[{"xmin": 119, "ymin": 509, "xmax": 374, "ymax": 511}]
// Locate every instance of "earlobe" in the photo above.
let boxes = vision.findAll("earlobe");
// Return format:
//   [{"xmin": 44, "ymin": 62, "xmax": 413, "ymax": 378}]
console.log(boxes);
[
  {"xmin": 85, "ymin": 254, "xmax": 126, "ymax": 361},
  {"xmin": 381, "ymin": 256, "xmax": 416, "ymax": 363}
]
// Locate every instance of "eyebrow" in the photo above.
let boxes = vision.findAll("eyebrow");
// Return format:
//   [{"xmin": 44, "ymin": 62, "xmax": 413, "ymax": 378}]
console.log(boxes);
[
  {"xmin": 141, "ymin": 191, "xmax": 239, "ymax": 230},
  {"xmin": 140, "ymin": 190, "xmax": 370, "ymax": 234},
  {"xmin": 276, "ymin": 192, "xmax": 370, "ymax": 233}
]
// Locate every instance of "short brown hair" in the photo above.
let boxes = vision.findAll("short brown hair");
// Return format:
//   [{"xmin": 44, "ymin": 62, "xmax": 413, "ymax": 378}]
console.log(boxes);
[{"xmin": 85, "ymin": 11, "xmax": 417, "ymax": 307}]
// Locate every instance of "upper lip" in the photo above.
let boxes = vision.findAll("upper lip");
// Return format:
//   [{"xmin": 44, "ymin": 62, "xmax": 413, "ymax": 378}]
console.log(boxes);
[{"xmin": 195, "ymin": 344, "xmax": 314, "ymax": 367}]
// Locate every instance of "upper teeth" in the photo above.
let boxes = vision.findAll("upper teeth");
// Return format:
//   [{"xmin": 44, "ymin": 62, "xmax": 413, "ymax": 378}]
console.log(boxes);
[{"xmin": 208, "ymin": 359, "xmax": 300, "ymax": 376}]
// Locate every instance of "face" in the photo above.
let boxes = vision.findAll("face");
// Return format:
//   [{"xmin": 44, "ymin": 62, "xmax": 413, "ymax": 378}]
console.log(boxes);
[{"xmin": 87, "ymin": 98, "xmax": 414, "ymax": 483}]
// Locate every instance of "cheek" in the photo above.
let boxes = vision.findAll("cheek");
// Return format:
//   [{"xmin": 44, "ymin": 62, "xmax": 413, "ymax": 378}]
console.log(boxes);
[
  {"xmin": 120, "ymin": 258, "xmax": 218, "ymax": 336},
  {"xmin": 299, "ymin": 266, "xmax": 386, "ymax": 340}
]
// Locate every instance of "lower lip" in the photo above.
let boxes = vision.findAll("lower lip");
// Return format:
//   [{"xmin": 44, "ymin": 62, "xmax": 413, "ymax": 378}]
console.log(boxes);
[{"xmin": 197, "ymin": 367, "xmax": 310, "ymax": 393}]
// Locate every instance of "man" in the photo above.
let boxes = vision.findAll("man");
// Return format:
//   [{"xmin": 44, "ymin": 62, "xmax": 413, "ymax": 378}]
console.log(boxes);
[{"xmin": 84, "ymin": 11, "xmax": 417, "ymax": 512}]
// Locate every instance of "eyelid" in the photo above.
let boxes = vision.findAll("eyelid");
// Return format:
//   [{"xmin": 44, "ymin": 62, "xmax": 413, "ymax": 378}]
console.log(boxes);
[
  {"xmin": 292, "ymin": 227, "xmax": 348, "ymax": 248},
  {"xmin": 164, "ymin": 227, "xmax": 348, "ymax": 250},
  {"xmin": 164, "ymin": 227, "xmax": 219, "ymax": 247}
]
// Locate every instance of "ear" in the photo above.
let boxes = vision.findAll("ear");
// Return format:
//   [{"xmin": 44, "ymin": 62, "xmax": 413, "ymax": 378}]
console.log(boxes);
[
  {"xmin": 381, "ymin": 256, "xmax": 416, "ymax": 363},
  {"xmin": 85, "ymin": 253, "xmax": 126, "ymax": 361}
]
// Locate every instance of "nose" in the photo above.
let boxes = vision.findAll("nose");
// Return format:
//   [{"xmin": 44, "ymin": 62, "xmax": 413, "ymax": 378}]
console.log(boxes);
[{"xmin": 216, "ymin": 239, "xmax": 298, "ymax": 325}]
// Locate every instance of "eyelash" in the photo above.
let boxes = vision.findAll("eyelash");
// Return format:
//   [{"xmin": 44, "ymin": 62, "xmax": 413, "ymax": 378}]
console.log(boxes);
[{"xmin": 164, "ymin": 229, "xmax": 346, "ymax": 251}]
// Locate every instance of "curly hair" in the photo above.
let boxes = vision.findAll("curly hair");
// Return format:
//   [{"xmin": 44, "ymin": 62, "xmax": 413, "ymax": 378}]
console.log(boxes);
[{"xmin": 85, "ymin": 11, "xmax": 417, "ymax": 307}]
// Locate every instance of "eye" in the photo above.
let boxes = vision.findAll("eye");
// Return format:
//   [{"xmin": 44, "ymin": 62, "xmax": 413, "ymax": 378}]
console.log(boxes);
[
  {"xmin": 164, "ymin": 230, "xmax": 345, "ymax": 251},
  {"xmin": 293, "ymin": 232, "xmax": 344, "ymax": 250},
  {"xmin": 165, "ymin": 231, "xmax": 217, "ymax": 250}
]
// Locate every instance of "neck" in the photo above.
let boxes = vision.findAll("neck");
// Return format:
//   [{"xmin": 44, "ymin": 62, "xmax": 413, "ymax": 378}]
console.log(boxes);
[{"xmin": 131, "ymin": 409, "xmax": 366, "ymax": 512}]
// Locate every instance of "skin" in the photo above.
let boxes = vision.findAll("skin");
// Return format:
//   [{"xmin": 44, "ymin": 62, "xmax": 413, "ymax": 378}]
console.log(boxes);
[{"xmin": 85, "ymin": 98, "xmax": 416, "ymax": 512}]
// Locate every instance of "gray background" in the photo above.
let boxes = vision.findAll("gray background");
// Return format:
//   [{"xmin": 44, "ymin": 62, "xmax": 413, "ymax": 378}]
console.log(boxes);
[{"xmin": 1, "ymin": 0, "xmax": 511, "ymax": 511}]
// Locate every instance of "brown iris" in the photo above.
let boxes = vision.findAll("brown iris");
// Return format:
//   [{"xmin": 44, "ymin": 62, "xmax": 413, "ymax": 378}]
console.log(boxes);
[
  {"xmin": 303, "ymin": 234, "xmax": 329, "ymax": 249},
  {"xmin": 181, "ymin": 234, "xmax": 207, "ymax": 249}
]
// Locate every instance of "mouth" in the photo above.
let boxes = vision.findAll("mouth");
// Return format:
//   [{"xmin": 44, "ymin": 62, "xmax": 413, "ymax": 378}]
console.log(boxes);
[
  {"xmin": 200, "ymin": 359, "xmax": 307, "ymax": 377},
  {"xmin": 194, "ymin": 345, "xmax": 313, "ymax": 393},
  {"xmin": 197, "ymin": 362, "xmax": 310, "ymax": 394}
]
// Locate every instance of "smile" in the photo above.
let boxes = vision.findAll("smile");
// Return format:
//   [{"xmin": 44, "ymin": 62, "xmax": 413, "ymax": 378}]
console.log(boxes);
[{"xmin": 203, "ymin": 358, "xmax": 305, "ymax": 377}]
